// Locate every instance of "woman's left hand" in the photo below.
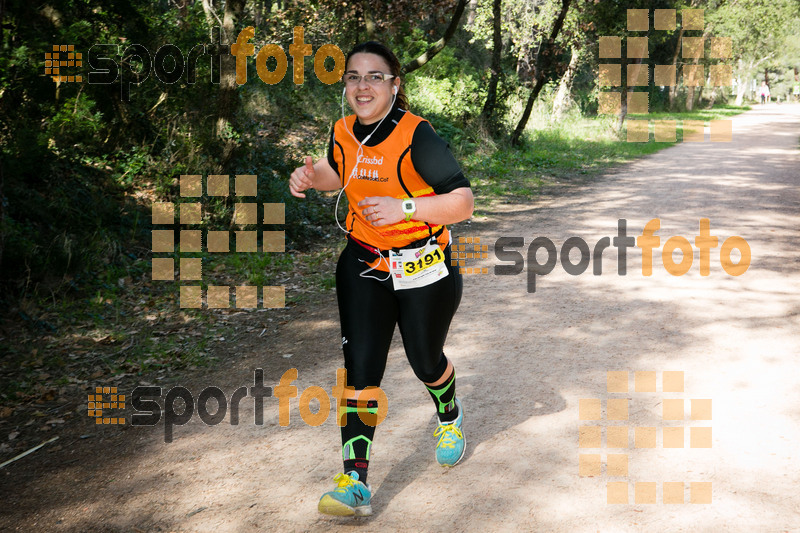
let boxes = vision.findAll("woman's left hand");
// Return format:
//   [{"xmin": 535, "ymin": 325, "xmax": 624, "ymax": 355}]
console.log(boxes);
[{"xmin": 358, "ymin": 196, "xmax": 404, "ymax": 226}]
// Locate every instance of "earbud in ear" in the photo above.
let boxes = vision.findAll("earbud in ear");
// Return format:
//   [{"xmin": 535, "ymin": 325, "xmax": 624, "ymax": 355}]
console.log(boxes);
[{"xmin": 393, "ymin": 86, "xmax": 398, "ymax": 95}]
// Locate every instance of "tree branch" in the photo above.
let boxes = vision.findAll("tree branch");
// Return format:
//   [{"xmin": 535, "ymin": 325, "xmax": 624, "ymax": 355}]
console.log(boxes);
[
  {"xmin": 510, "ymin": 0, "xmax": 571, "ymax": 146},
  {"xmin": 402, "ymin": 0, "xmax": 469, "ymax": 74}
]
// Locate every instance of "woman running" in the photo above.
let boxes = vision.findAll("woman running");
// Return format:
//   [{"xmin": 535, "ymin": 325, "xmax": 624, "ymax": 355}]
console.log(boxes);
[{"xmin": 288, "ymin": 41, "xmax": 474, "ymax": 517}]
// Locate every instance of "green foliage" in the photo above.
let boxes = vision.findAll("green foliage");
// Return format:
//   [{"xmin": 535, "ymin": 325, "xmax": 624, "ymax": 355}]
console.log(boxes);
[
  {"xmin": 0, "ymin": 0, "xmax": 777, "ymax": 309},
  {"xmin": 407, "ymin": 73, "xmax": 482, "ymax": 118},
  {"xmin": 401, "ymin": 30, "xmax": 484, "ymax": 119},
  {"xmin": 704, "ymin": 0, "xmax": 799, "ymax": 101}
]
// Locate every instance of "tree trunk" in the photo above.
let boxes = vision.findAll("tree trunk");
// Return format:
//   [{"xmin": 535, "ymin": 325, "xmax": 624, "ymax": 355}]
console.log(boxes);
[
  {"xmin": 668, "ymin": 0, "xmax": 712, "ymax": 110},
  {"xmin": 686, "ymin": 85, "xmax": 695, "ymax": 110},
  {"xmin": 402, "ymin": 0, "xmax": 469, "ymax": 74},
  {"xmin": 685, "ymin": 23, "xmax": 714, "ymax": 111},
  {"xmin": 480, "ymin": 0, "xmax": 502, "ymax": 124},
  {"xmin": 0, "ymin": 0, "xmax": 5, "ymax": 48},
  {"xmin": 706, "ymin": 87, "xmax": 717, "ymax": 108},
  {"xmin": 734, "ymin": 82, "xmax": 746, "ymax": 106},
  {"xmin": 616, "ymin": 86, "xmax": 628, "ymax": 131},
  {"xmin": 668, "ymin": 25, "xmax": 685, "ymax": 110},
  {"xmin": 686, "ymin": 86, "xmax": 700, "ymax": 110},
  {"xmin": 734, "ymin": 58, "xmax": 747, "ymax": 105},
  {"xmin": 688, "ymin": 74, "xmax": 706, "ymax": 109},
  {"xmin": 551, "ymin": 43, "xmax": 580, "ymax": 121},
  {"xmin": 362, "ymin": 1, "xmax": 377, "ymax": 40},
  {"xmin": 201, "ymin": 0, "xmax": 218, "ymax": 38},
  {"xmin": 467, "ymin": 0, "xmax": 478, "ymax": 26},
  {"xmin": 512, "ymin": 78, "xmax": 546, "ymax": 146},
  {"xmin": 0, "ymin": 160, "xmax": 5, "ymax": 270},
  {"xmin": 216, "ymin": 0, "xmax": 246, "ymax": 163},
  {"xmin": 255, "ymin": 0, "xmax": 263, "ymax": 27},
  {"xmin": 511, "ymin": 0, "xmax": 571, "ymax": 146},
  {"xmin": 177, "ymin": 0, "xmax": 188, "ymax": 28}
]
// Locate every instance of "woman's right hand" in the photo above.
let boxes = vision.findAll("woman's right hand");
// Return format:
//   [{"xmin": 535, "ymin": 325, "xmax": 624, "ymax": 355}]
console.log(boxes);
[{"xmin": 289, "ymin": 156, "xmax": 315, "ymax": 198}]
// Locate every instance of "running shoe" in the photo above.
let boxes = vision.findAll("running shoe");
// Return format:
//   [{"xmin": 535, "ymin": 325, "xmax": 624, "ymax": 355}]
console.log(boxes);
[
  {"xmin": 434, "ymin": 398, "xmax": 465, "ymax": 467},
  {"xmin": 318, "ymin": 471, "xmax": 372, "ymax": 517}
]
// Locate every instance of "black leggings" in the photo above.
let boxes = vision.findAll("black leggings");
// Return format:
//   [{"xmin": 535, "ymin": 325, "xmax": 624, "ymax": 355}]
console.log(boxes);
[{"xmin": 336, "ymin": 240, "xmax": 463, "ymax": 389}]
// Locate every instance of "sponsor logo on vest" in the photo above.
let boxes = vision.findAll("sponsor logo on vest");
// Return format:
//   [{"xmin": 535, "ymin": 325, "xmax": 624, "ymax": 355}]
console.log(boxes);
[
  {"xmin": 357, "ymin": 155, "xmax": 383, "ymax": 165},
  {"xmin": 356, "ymin": 168, "xmax": 388, "ymax": 182}
]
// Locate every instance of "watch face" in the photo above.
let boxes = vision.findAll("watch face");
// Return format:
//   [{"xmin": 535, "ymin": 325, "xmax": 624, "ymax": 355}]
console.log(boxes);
[{"xmin": 403, "ymin": 200, "xmax": 414, "ymax": 212}]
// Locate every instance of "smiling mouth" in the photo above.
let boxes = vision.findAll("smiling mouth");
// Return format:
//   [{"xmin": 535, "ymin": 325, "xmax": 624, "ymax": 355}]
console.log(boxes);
[{"xmin": 355, "ymin": 96, "xmax": 373, "ymax": 103}]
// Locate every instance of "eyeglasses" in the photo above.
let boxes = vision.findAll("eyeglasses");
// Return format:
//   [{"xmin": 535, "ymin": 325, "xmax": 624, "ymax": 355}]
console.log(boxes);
[{"xmin": 343, "ymin": 73, "xmax": 396, "ymax": 86}]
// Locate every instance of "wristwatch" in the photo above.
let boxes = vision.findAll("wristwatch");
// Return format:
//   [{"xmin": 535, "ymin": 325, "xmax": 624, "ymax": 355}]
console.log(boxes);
[{"xmin": 402, "ymin": 199, "xmax": 416, "ymax": 222}]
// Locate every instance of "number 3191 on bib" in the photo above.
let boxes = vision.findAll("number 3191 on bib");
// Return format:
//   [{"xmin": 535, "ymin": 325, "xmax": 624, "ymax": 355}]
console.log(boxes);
[
  {"xmin": 389, "ymin": 241, "xmax": 449, "ymax": 290},
  {"xmin": 403, "ymin": 247, "xmax": 444, "ymax": 275}
]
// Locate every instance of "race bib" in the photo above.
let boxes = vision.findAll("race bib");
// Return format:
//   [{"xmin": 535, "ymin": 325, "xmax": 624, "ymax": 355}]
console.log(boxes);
[{"xmin": 389, "ymin": 238, "xmax": 449, "ymax": 290}]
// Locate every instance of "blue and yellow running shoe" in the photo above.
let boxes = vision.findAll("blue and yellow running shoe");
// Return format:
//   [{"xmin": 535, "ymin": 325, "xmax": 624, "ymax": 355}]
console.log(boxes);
[
  {"xmin": 318, "ymin": 471, "xmax": 372, "ymax": 517},
  {"xmin": 434, "ymin": 398, "xmax": 466, "ymax": 467}
]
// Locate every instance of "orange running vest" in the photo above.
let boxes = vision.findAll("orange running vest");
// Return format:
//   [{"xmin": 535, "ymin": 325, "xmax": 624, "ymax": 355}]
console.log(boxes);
[{"xmin": 332, "ymin": 110, "xmax": 450, "ymax": 270}]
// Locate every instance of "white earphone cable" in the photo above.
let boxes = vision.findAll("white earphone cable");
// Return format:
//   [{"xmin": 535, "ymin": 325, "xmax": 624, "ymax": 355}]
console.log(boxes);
[
  {"xmin": 333, "ymin": 85, "xmax": 398, "ymax": 235},
  {"xmin": 333, "ymin": 83, "xmax": 398, "ymax": 281}
]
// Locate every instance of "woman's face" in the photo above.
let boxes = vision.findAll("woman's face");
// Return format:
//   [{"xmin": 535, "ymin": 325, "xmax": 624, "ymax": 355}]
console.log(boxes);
[{"xmin": 344, "ymin": 52, "xmax": 400, "ymax": 125}]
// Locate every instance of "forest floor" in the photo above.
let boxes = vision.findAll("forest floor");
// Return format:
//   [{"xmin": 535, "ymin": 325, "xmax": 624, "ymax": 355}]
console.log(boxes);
[{"xmin": 1, "ymin": 103, "xmax": 799, "ymax": 532}]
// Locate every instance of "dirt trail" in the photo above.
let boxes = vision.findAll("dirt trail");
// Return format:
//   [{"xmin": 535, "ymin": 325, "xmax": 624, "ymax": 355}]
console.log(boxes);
[{"xmin": 2, "ymin": 104, "xmax": 799, "ymax": 532}]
